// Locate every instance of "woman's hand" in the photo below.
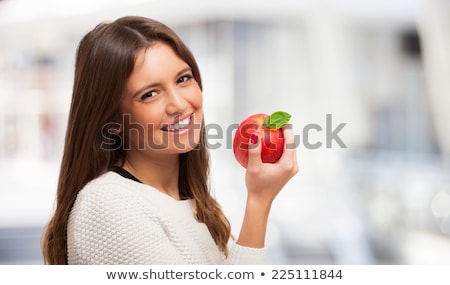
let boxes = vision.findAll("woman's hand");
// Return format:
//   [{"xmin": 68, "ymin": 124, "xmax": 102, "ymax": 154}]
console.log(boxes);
[
  {"xmin": 245, "ymin": 126, "xmax": 299, "ymax": 205},
  {"xmin": 236, "ymin": 126, "xmax": 298, "ymax": 249}
]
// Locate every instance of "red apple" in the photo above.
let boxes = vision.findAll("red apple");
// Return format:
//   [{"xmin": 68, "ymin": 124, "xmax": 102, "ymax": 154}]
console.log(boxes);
[{"xmin": 233, "ymin": 111, "xmax": 291, "ymax": 168}]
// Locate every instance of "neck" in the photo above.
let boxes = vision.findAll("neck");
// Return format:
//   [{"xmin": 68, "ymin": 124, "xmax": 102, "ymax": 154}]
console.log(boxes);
[{"xmin": 122, "ymin": 151, "xmax": 180, "ymax": 200}]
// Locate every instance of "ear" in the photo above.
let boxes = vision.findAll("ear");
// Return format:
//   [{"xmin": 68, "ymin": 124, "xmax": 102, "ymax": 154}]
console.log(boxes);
[
  {"xmin": 110, "ymin": 124, "xmax": 122, "ymax": 135},
  {"xmin": 108, "ymin": 121, "xmax": 122, "ymax": 135}
]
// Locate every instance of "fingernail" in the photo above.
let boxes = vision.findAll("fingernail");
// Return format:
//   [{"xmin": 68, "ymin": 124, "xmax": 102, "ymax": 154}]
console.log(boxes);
[{"xmin": 250, "ymin": 134, "xmax": 258, "ymax": 144}]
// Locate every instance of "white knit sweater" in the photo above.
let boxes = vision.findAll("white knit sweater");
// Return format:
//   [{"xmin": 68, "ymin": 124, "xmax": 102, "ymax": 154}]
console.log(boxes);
[{"xmin": 67, "ymin": 171, "xmax": 266, "ymax": 264}]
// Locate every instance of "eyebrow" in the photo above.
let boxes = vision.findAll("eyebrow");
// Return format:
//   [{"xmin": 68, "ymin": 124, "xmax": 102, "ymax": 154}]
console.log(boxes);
[{"xmin": 131, "ymin": 66, "xmax": 193, "ymax": 98}]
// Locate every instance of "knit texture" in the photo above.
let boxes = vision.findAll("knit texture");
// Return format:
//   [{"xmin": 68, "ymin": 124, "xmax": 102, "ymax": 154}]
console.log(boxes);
[{"xmin": 67, "ymin": 171, "xmax": 266, "ymax": 264}]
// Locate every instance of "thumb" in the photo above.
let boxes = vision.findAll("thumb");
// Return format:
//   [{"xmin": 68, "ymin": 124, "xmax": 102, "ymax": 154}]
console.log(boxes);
[{"xmin": 247, "ymin": 133, "xmax": 262, "ymax": 168}]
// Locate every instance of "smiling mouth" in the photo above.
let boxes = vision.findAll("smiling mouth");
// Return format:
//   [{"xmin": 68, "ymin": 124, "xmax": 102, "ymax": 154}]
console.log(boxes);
[{"xmin": 161, "ymin": 113, "xmax": 194, "ymax": 132}]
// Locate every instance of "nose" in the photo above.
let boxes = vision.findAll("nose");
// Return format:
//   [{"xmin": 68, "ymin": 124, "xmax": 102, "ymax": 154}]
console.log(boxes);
[{"xmin": 165, "ymin": 87, "xmax": 188, "ymax": 115}]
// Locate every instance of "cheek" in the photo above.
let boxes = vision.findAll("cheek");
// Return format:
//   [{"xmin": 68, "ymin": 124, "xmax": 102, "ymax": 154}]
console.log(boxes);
[
  {"xmin": 193, "ymin": 93, "xmax": 203, "ymax": 125},
  {"xmin": 189, "ymin": 84, "xmax": 203, "ymax": 109},
  {"xmin": 122, "ymin": 109, "xmax": 161, "ymax": 138},
  {"xmin": 124, "ymin": 111, "xmax": 154, "ymax": 129}
]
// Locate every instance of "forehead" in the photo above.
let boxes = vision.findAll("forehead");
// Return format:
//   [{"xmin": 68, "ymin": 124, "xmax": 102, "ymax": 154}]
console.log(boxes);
[{"xmin": 133, "ymin": 42, "xmax": 185, "ymax": 73}]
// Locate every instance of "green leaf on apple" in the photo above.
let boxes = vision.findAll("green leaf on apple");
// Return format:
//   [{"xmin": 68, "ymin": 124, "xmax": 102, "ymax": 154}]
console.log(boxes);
[{"xmin": 265, "ymin": 111, "xmax": 292, "ymax": 129}]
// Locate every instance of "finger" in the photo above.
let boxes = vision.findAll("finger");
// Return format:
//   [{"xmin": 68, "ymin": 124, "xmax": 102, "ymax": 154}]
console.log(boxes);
[
  {"xmin": 280, "ymin": 125, "xmax": 299, "ymax": 170},
  {"xmin": 246, "ymin": 133, "xmax": 262, "ymax": 168},
  {"xmin": 282, "ymin": 125, "xmax": 296, "ymax": 152}
]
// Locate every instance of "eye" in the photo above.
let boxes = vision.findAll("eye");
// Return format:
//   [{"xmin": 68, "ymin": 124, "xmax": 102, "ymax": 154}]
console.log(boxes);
[
  {"xmin": 177, "ymin": 74, "xmax": 193, "ymax": 84},
  {"xmin": 140, "ymin": 90, "xmax": 158, "ymax": 101}
]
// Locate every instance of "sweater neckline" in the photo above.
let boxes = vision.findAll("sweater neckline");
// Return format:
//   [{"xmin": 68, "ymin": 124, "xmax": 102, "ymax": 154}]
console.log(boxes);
[
  {"xmin": 107, "ymin": 170, "xmax": 193, "ymax": 204},
  {"xmin": 111, "ymin": 166, "xmax": 142, "ymax": 183}
]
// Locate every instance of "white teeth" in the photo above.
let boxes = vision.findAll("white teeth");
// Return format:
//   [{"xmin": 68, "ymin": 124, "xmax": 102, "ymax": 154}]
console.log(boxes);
[{"xmin": 168, "ymin": 116, "xmax": 191, "ymax": 131}]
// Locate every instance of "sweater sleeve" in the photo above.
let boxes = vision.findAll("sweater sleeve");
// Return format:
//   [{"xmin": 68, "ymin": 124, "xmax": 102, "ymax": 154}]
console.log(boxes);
[
  {"xmin": 67, "ymin": 184, "xmax": 189, "ymax": 265},
  {"xmin": 225, "ymin": 242, "xmax": 267, "ymax": 265}
]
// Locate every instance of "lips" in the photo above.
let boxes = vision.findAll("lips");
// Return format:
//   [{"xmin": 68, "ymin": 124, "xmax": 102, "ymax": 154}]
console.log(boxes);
[{"xmin": 161, "ymin": 113, "xmax": 194, "ymax": 132}]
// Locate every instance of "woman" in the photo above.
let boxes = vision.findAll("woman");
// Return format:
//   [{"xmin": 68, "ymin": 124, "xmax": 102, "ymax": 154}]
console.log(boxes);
[{"xmin": 41, "ymin": 16, "xmax": 298, "ymax": 264}]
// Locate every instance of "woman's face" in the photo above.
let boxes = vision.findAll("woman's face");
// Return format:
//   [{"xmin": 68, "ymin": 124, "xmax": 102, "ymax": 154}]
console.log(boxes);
[{"xmin": 120, "ymin": 42, "xmax": 203, "ymax": 156}]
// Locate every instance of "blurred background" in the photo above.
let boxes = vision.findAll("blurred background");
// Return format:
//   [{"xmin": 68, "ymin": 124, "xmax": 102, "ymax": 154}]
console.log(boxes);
[{"xmin": 1, "ymin": 0, "xmax": 449, "ymax": 264}]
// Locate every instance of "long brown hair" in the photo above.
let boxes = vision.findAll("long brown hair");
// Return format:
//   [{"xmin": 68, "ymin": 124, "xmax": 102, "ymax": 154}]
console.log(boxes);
[{"xmin": 42, "ymin": 16, "xmax": 231, "ymax": 264}]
